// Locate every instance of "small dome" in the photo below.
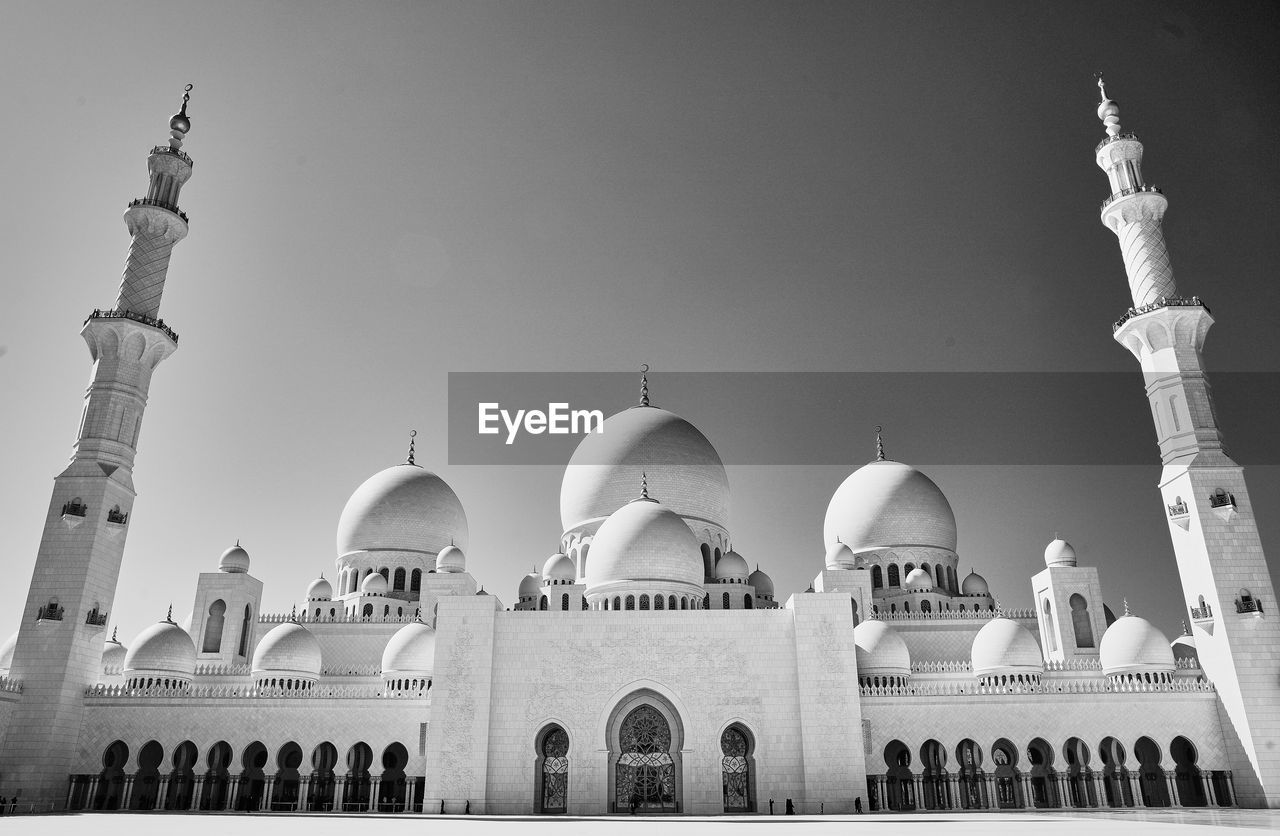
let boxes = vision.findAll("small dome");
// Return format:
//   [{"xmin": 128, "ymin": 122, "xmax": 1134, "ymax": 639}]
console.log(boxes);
[
  {"xmin": 0, "ymin": 632, "xmax": 16, "ymax": 675},
  {"xmin": 824, "ymin": 460, "xmax": 957, "ymax": 554},
  {"xmin": 584, "ymin": 499, "xmax": 703, "ymax": 595},
  {"xmin": 251, "ymin": 621, "xmax": 322, "ymax": 679},
  {"xmin": 518, "ymin": 571, "xmax": 542, "ymax": 600},
  {"xmin": 102, "ymin": 632, "xmax": 127, "ymax": 673},
  {"xmin": 854, "ymin": 621, "xmax": 911, "ymax": 678},
  {"xmin": 361, "ymin": 572, "xmax": 388, "ymax": 595},
  {"xmin": 543, "ymin": 552, "xmax": 575, "ymax": 582},
  {"xmin": 825, "ymin": 541, "xmax": 855, "ymax": 570},
  {"xmin": 971, "ymin": 618, "xmax": 1044, "ymax": 679},
  {"xmin": 1044, "ymin": 538, "xmax": 1077, "ymax": 568},
  {"xmin": 1171, "ymin": 632, "xmax": 1197, "ymax": 662},
  {"xmin": 219, "ymin": 543, "xmax": 250, "ymax": 573},
  {"xmin": 382, "ymin": 620, "xmax": 436, "ymax": 677},
  {"xmin": 307, "ymin": 576, "xmax": 333, "ymax": 600},
  {"xmin": 436, "ymin": 544, "xmax": 466, "ymax": 574},
  {"xmin": 904, "ymin": 568, "xmax": 934, "ymax": 591},
  {"xmin": 748, "ymin": 567, "xmax": 774, "ymax": 597},
  {"xmin": 716, "ymin": 550, "xmax": 749, "ymax": 582},
  {"xmin": 336, "ymin": 464, "xmax": 468, "ymax": 558},
  {"xmin": 1100, "ymin": 615, "xmax": 1175, "ymax": 676},
  {"xmin": 961, "ymin": 569, "xmax": 989, "ymax": 596},
  {"xmin": 124, "ymin": 619, "xmax": 196, "ymax": 679}
]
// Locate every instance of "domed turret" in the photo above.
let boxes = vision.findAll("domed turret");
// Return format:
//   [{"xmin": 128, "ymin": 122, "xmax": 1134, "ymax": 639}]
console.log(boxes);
[
  {"xmin": 824, "ymin": 541, "xmax": 855, "ymax": 570},
  {"xmin": 543, "ymin": 552, "xmax": 575, "ymax": 584},
  {"xmin": 436, "ymin": 544, "xmax": 466, "ymax": 574},
  {"xmin": 748, "ymin": 566, "xmax": 774, "ymax": 597},
  {"xmin": 854, "ymin": 621, "xmax": 911, "ymax": 684},
  {"xmin": 361, "ymin": 572, "xmax": 388, "ymax": 595},
  {"xmin": 1100, "ymin": 611, "xmax": 1175, "ymax": 679},
  {"xmin": 252, "ymin": 620, "xmax": 322, "ymax": 690},
  {"xmin": 824, "ymin": 460, "xmax": 957, "ymax": 554},
  {"xmin": 336, "ymin": 464, "xmax": 468, "ymax": 558},
  {"xmin": 102, "ymin": 629, "xmax": 127, "ymax": 676},
  {"xmin": 382, "ymin": 620, "xmax": 436, "ymax": 680},
  {"xmin": 1044, "ymin": 537, "xmax": 1077, "ymax": 568},
  {"xmin": 904, "ymin": 567, "xmax": 934, "ymax": 591},
  {"xmin": 307, "ymin": 575, "xmax": 333, "ymax": 601},
  {"xmin": 0, "ymin": 632, "xmax": 16, "ymax": 676},
  {"xmin": 219, "ymin": 542, "xmax": 250, "ymax": 573},
  {"xmin": 715, "ymin": 550, "xmax": 749, "ymax": 583},
  {"xmin": 518, "ymin": 571, "xmax": 542, "ymax": 601},
  {"xmin": 124, "ymin": 614, "xmax": 197, "ymax": 688},
  {"xmin": 1171, "ymin": 628, "xmax": 1197, "ymax": 663},
  {"xmin": 971, "ymin": 618, "xmax": 1044, "ymax": 682},
  {"xmin": 584, "ymin": 497, "xmax": 703, "ymax": 602},
  {"xmin": 961, "ymin": 569, "xmax": 989, "ymax": 596}
]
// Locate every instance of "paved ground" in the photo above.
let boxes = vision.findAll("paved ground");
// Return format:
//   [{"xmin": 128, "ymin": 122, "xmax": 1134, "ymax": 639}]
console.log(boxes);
[{"xmin": 2, "ymin": 810, "xmax": 1279, "ymax": 836}]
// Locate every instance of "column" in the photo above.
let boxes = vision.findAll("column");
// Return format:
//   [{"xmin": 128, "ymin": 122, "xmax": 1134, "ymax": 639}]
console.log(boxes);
[
  {"xmin": 227, "ymin": 773, "xmax": 241, "ymax": 811},
  {"xmin": 1222, "ymin": 771, "xmax": 1235, "ymax": 807},
  {"xmin": 911, "ymin": 775, "xmax": 923, "ymax": 810},
  {"xmin": 120, "ymin": 775, "xmax": 136, "ymax": 809},
  {"xmin": 65, "ymin": 776, "xmax": 76, "ymax": 810},
  {"xmin": 262, "ymin": 775, "xmax": 274, "ymax": 811},
  {"xmin": 334, "ymin": 774, "xmax": 346, "ymax": 812},
  {"xmin": 1093, "ymin": 772, "xmax": 1106, "ymax": 807},
  {"xmin": 948, "ymin": 774, "xmax": 960, "ymax": 809},
  {"xmin": 1128, "ymin": 771, "xmax": 1144, "ymax": 807},
  {"xmin": 984, "ymin": 775, "xmax": 996, "ymax": 809},
  {"xmin": 369, "ymin": 774, "xmax": 381, "ymax": 812},
  {"xmin": 86, "ymin": 776, "xmax": 99, "ymax": 810},
  {"xmin": 1200, "ymin": 773, "xmax": 1215, "ymax": 807},
  {"xmin": 157, "ymin": 774, "xmax": 170, "ymax": 810},
  {"xmin": 1164, "ymin": 770, "xmax": 1178, "ymax": 807},
  {"xmin": 298, "ymin": 774, "xmax": 311, "ymax": 812},
  {"xmin": 191, "ymin": 772, "xmax": 205, "ymax": 810}
]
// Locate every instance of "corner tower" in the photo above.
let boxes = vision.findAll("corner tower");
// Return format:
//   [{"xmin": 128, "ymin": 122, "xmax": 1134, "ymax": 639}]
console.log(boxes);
[
  {"xmin": 0, "ymin": 88, "xmax": 196, "ymax": 807},
  {"xmin": 1097, "ymin": 76, "xmax": 1280, "ymax": 807}
]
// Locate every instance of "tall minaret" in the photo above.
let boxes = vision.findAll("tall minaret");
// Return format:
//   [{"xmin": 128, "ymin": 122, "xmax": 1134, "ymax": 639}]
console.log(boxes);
[
  {"xmin": 1099, "ymin": 76, "xmax": 1280, "ymax": 808},
  {"xmin": 0, "ymin": 88, "xmax": 195, "ymax": 807}
]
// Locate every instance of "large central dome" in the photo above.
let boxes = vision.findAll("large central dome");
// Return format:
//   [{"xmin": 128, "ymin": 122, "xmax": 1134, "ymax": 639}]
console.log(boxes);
[
  {"xmin": 337, "ymin": 464, "xmax": 468, "ymax": 557},
  {"xmin": 560, "ymin": 406, "xmax": 729, "ymax": 536},
  {"xmin": 824, "ymin": 459, "xmax": 957, "ymax": 553}
]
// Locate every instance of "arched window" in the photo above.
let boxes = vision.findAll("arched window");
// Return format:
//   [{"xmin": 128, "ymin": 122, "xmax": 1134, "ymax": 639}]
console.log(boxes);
[
  {"xmin": 872, "ymin": 566, "xmax": 883, "ymax": 588},
  {"xmin": 1069, "ymin": 593, "xmax": 1094, "ymax": 647},
  {"xmin": 538, "ymin": 726, "xmax": 569, "ymax": 813},
  {"xmin": 640, "ymin": 594, "xmax": 650, "ymax": 610},
  {"xmin": 580, "ymin": 543, "xmax": 590, "ymax": 579},
  {"xmin": 721, "ymin": 726, "xmax": 753, "ymax": 812},
  {"xmin": 237, "ymin": 604, "xmax": 252, "ymax": 657},
  {"xmin": 202, "ymin": 599, "xmax": 226, "ymax": 653},
  {"xmin": 920, "ymin": 600, "xmax": 931, "ymax": 613},
  {"xmin": 744, "ymin": 594, "xmax": 752, "ymax": 609},
  {"xmin": 669, "ymin": 595, "xmax": 677, "ymax": 610},
  {"xmin": 540, "ymin": 595, "xmax": 548, "ymax": 611},
  {"xmin": 613, "ymin": 596, "xmax": 621, "ymax": 611},
  {"xmin": 703, "ymin": 594, "xmax": 709, "ymax": 610},
  {"xmin": 904, "ymin": 562, "xmax": 915, "ymax": 576},
  {"xmin": 888, "ymin": 564, "xmax": 900, "ymax": 587},
  {"xmin": 680, "ymin": 598, "xmax": 688, "ymax": 610},
  {"xmin": 362, "ymin": 604, "xmax": 373, "ymax": 619},
  {"xmin": 626, "ymin": 595, "xmax": 635, "ymax": 611},
  {"xmin": 1042, "ymin": 599, "xmax": 1058, "ymax": 652},
  {"xmin": 379, "ymin": 567, "xmax": 389, "ymax": 582},
  {"xmin": 410, "ymin": 568, "xmax": 421, "ymax": 593},
  {"xmin": 722, "ymin": 591, "xmax": 731, "ymax": 610},
  {"xmin": 701, "ymin": 544, "xmax": 712, "ymax": 578},
  {"xmin": 393, "ymin": 568, "xmax": 406, "ymax": 591},
  {"xmin": 654, "ymin": 595, "xmax": 664, "ymax": 610}
]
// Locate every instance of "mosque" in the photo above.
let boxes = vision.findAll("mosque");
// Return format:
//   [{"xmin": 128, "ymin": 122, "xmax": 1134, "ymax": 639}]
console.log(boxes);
[{"xmin": 0, "ymin": 79, "xmax": 1277, "ymax": 816}]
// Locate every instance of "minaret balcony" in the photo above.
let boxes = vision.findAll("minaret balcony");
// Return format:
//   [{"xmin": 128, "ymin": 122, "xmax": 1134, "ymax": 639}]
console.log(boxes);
[
  {"xmin": 1095, "ymin": 132, "xmax": 1138, "ymax": 153},
  {"xmin": 149, "ymin": 145, "xmax": 193, "ymax": 167},
  {"xmin": 61, "ymin": 500, "xmax": 88, "ymax": 528},
  {"xmin": 85, "ymin": 609, "xmax": 109, "ymax": 628},
  {"xmin": 1112, "ymin": 295, "xmax": 1206, "ymax": 333},
  {"xmin": 84, "ymin": 308, "xmax": 179, "ymax": 344},
  {"xmin": 126, "ymin": 197, "xmax": 188, "ymax": 223},
  {"xmin": 1189, "ymin": 603, "xmax": 1214, "ymax": 632},
  {"xmin": 36, "ymin": 602, "xmax": 64, "ymax": 623},
  {"xmin": 1099, "ymin": 184, "xmax": 1163, "ymax": 212}
]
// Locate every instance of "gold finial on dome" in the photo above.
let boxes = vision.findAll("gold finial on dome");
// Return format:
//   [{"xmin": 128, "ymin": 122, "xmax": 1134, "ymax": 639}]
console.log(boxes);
[
  {"xmin": 639, "ymin": 364, "xmax": 651, "ymax": 407},
  {"xmin": 110, "ymin": 626, "xmax": 118, "ymax": 643},
  {"xmin": 1180, "ymin": 619, "xmax": 1190, "ymax": 635},
  {"xmin": 1123, "ymin": 597, "xmax": 1132, "ymax": 617},
  {"xmin": 875, "ymin": 425, "xmax": 885, "ymax": 462},
  {"xmin": 1095, "ymin": 72, "xmax": 1122, "ymax": 137},
  {"xmin": 640, "ymin": 471, "xmax": 652, "ymax": 500},
  {"xmin": 290, "ymin": 604, "xmax": 298, "ymax": 623},
  {"xmin": 169, "ymin": 84, "xmax": 193, "ymax": 150},
  {"xmin": 165, "ymin": 604, "xmax": 174, "ymax": 623},
  {"xmin": 406, "ymin": 429, "xmax": 418, "ymax": 466}
]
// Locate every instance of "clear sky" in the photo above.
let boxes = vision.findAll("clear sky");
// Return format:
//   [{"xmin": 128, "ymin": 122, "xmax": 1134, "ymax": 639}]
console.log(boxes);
[{"xmin": 2, "ymin": 1, "xmax": 1279, "ymax": 647}]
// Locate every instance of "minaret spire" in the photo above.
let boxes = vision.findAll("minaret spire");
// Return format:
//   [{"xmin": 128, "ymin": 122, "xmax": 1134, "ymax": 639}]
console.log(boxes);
[
  {"xmin": 874, "ymin": 425, "xmax": 885, "ymax": 462},
  {"xmin": 639, "ymin": 364, "xmax": 651, "ymax": 407},
  {"xmin": 407, "ymin": 430, "xmax": 418, "ymax": 466}
]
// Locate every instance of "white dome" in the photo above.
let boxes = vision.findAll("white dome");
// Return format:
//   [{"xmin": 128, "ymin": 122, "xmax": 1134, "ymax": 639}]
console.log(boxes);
[
  {"xmin": 1044, "ymin": 538, "xmax": 1077, "ymax": 567},
  {"xmin": 854, "ymin": 621, "xmax": 911, "ymax": 678},
  {"xmin": 436, "ymin": 544, "xmax": 466, "ymax": 574},
  {"xmin": 904, "ymin": 567, "xmax": 934, "ymax": 591},
  {"xmin": 102, "ymin": 632, "xmax": 127, "ymax": 673},
  {"xmin": 715, "ymin": 550, "xmax": 749, "ymax": 582},
  {"xmin": 219, "ymin": 543, "xmax": 250, "ymax": 573},
  {"xmin": 825, "ymin": 541, "xmax": 855, "ymax": 570},
  {"xmin": 307, "ymin": 576, "xmax": 333, "ymax": 600},
  {"xmin": 124, "ymin": 619, "xmax": 197, "ymax": 679},
  {"xmin": 971, "ymin": 618, "xmax": 1044, "ymax": 679},
  {"xmin": 543, "ymin": 552, "xmax": 575, "ymax": 582},
  {"xmin": 336, "ymin": 464, "xmax": 468, "ymax": 558},
  {"xmin": 585, "ymin": 499, "xmax": 703, "ymax": 595},
  {"xmin": 251, "ymin": 621, "xmax": 322, "ymax": 679},
  {"xmin": 518, "ymin": 571, "xmax": 542, "ymax": 599},
  {"xmin": 1100, "ymin": 615, "xmax": 1175, "ymax": 676},
  {"xmin": 361, "ymin": 572, "xmax": 388, "ymax": 595},
  {"xmin": 1171, "ymin": 632, "xmax": 1197, "ymax": 662},
  {"xmin": 824, "ymin": 460, "xmax": 957, "ymax": 553},
  {"xmin": 560, "ymin": 407, "xmax": 729, "ymax": 536},
  {"xmin": 381, "ymin": 620, "xmax": 436, "ymax": 677},
  {"xmin": 748, "ymin": 567, "xmax": 774, "ymax": 596},
  {"xmin": 0, "ymin": 632, "xmax": 16, "ymax": 675},
  {"xmin": 961, "ymin": 569, "xmax": 989, "ymax": 596}
]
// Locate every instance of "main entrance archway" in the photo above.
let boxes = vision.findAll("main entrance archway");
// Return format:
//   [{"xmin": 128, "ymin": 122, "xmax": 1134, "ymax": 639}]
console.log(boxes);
[{"xmin": 607, "ymin": 693, "xmax": 683, "ymax": 813}]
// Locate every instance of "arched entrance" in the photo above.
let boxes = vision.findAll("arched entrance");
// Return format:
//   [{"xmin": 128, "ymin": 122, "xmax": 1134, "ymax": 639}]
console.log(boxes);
[
  {"xmin": 167, "ymin": 741, "xmax": 198, "ymax": 810},
  {"xmin": 955, "ymin": 739, "xmax": 987, "ymax": 809},
  {"xmin": 379, "ymin": 742, "xmax": 409, "ymax": 811},
  {"xmin": 608, "ymin": 694, "xmax": 682, "ymax": 813},
  {"xmin": 201, "ymin": 741, "xmax": 232, "ymax": 810},
  {"xmin": 1135, "ymin": 736, "xmax": 1170, "ymax": 807},
  {"xmin": 310, "ymin": 743, "xmax": 338, "ymax": 811},
  {"xmin": 1026, "ymin": 738, "xmax": 1059, "ymax": 808},
  {"xmin": 720, "ymin": 725, "xmax": 755, "ymax": 813},
  {"xmin": 991, "ymin": 738, "xmax": 1022, "ymax": 808},
  {"xmin": 1063, "ymin": 737, "xmax": 1095, "ymax": 807},
  {"xmin": 131, "ymin": 741, "xmax": 163, "ymax": 810},
  {"xmin": 239, "ymin": 741, "xmax": 268, "ymax": 811},
  {"xmin": 535, "ymin": 725, "xmax": 570, "ymax": 814},
  {"xmin": 1098, "ymin": 737, "xmax": 1133, "ymax": 807},
  {"xmin": 1171, "ymin": 736, "xmax": 1206, "ymax": 807},
  {"xmin": 95, "ymin": 740, "xmax": 129, "ymax": 810},
  {"xmin": 345, "ymin": 742, "xmax": 373, "ymax": 811},
  {"xmin": 920, "ymin": 739, "xmax": 949, "ymax": 810},
  {"xmin": 273, "ymin": 742, "xmax": 303, "ymax": 810},
  {"xmin": 883, "ymin": 740, "xmax": 915, "ymax": 810}
]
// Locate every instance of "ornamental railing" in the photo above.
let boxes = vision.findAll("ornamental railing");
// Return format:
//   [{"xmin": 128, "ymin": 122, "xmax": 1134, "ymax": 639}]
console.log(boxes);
[
  {"xmin": 0, "ymin": 677, "xmax": 22, "ymax": 694},
  {"xmin": 1095, "ymin": 132, "xmax": 1139, "ymax": 153},
  {"xmin": 85, "ymin": 683, "xmax": 428, "ymax": 700},
  {"xmin": 127, "ymin": 197, "xmax": 189, "ymax": 223},
  {"xmin": 859, "ymin": 677, "xmax": 1214, "ymax": 699},
  {"xmin": 1113, "ymin": 295, "xmax": 1205, "ymax": 332},
  {"xmin": 37, "ymin": 602, "xmax": 64, "ymax": 622},
  {"xmin": 61, "ymin": 501, "xmax": 87, "ymax": 517},
  {"xmin": 1236, "ymin": 598, "xmax": 1264, "ymax": 615},
  {"xmin": 106, "ymin": 508, "xmax": 129, "ymax": 525},
  {"xmin": 1100, "ymin": 184, "xmax": 1163, "ymax": 211},
  {"xmin": 1209, "ymin": 491, "xmax": 1236, "ymax": 509},
  {"xmin": 1190, "ymin": 604, "xmax": 1212, "ymax": 620},
  {"xmin": 1167, "ymin": 499, "xmax": 1189, "ymax": 517},
  {"xmin": 150, "ymin": 145, "xmax": 193, "ymax": 166},
  {"xmin": 84, "ymin": 308, "xmax": 179, "ymax": 343},
  {"xmin": 85, "ymin": 609, "xmax": 109, "ymax": 627},
  {"xmin": 260, "ymin": 611, "xmax": 419, "ymax": 625},
  {"xmin": 871, "ymin": 607, "xmax": 1034, "ymax": 622}
]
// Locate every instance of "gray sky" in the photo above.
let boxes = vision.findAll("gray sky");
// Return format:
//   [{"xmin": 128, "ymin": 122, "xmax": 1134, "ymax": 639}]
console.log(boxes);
[{"xmin": 2, "ymin": 1, "xmax": 1279, "ymax": 646}]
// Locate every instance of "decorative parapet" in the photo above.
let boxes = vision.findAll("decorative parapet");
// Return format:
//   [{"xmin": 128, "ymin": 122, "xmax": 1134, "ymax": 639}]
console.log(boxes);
[
  {"xmin": 1174, "ymin": 657, "xmax": 1202, "ymax": 670},
  {"xmin": 910, "ymin": 660, "xmax": 972, "ymax": 674},
  {"xmin": 1043, "ymin": 657, "xmax": 1103, "ymax": 672},
  {"xmin": 127, "ymin": 197, "xmax": 189, "ymax": 223},
  {"xmin": 1100, "ymin": 183, "xmax": 1163, "ymax": 212},
  {"xmin": 0, "ymin": 676, "xmax": 23, "ymax": 694},
  {"xmin": 859, "ymin": 677, "xmax": 1214, "ymax": 699},
  {"xmin": 260, "ymin": 611, "xmax": 418, "ymax": 625},
  {"xmin": 85, "ymin": 683, "xmax": 426, "ymax": 701},
  {"xmin": 150, "ymin": 145, "xmax": 193, "ymax": 167},
  {"xmin": 192, "ymin": 663, "xmax": 251, "ymax": 677},
  {"xmin": 872, "ymin": 607, "xmax": 1034, "ymax": 622},
  {"xmin": 1095, "ymin": 132, "xmax": 1139, "ymax": 153},
  {"xmin": 84, "ymin": 308, "xmax": 179, "ymax": 344},
  {"xmin": 320, "ymin": 665, "xmax": 383, "ymax": 677},
  {"xmin": 1112, "ymin": 295, "xmax": 1206, "ymax": 333}
]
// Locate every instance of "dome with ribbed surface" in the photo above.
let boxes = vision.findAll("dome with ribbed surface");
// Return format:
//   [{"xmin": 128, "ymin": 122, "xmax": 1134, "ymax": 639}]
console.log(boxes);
[
  {"xmin": 336, "ymin": 464, "xmax": 468, "ymax": 558},
  {"xmin": 382, "ymin": 620, "xmax": 436, "ymax": 677},
  {"xmin": 1100, "ymin": 615, "xmax": 1175, "ymax": 676},
  {"xmin": 124, "ymin": 619, "xmax": 196, "ymax": 679},
  {"xmin": 252, "ymin": 621, "xmax": 322, "ymax": 680},
  {"xmin": 961, "ymin": 569, "xmax": 989, "ymax": 596},
  {"xmin": 971, "ymin": 618, "xmax": 1043, "ymax": 678},
  {"xmin": 560, "ymin": 407, "xmax": 729, "ymax": 536},
  {"xmin": 854, "ymin": 621, "xmax": 911, "ymax": 678},
  {"xmin": 824, "ymin": 460, "xmax": 957, "ymax": 553},
  {"xmin": 585, "ymin": 499, "xmax": 703, "ymax": 596},
  {"xmin": 715, "ymin": 550, "xmax": 749, "ymax": 581},
  {"xmin": 307, "ymin": 576, "xmax": 332, "ymax": 600}
]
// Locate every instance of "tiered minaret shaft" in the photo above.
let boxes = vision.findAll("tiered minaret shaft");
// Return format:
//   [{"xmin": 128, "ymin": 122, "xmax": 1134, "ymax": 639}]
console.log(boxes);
[
  {"xmin": 0, "ymin": 90, "xmax": 194, "ymax": 807},
  {"xmin": 1099, "ymin": 77, "xmax": 1280, "ymax": 808}
]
